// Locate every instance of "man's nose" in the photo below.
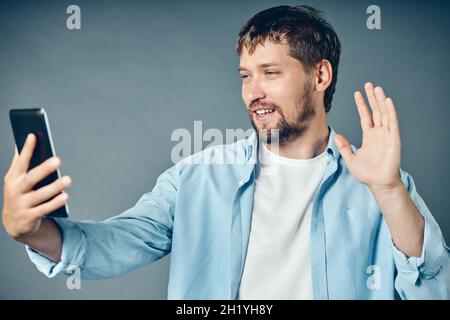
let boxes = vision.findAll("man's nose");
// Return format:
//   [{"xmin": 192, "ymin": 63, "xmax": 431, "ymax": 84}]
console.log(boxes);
[{"xmin": 247, "ymin": 79, "xmax": 266, "ymax": 102}]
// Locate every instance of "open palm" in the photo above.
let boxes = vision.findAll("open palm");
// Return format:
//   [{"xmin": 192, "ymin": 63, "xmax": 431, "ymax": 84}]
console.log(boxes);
[{"xmin": 334, "ymin": 82, "xmax": 401, "ymax": 190}]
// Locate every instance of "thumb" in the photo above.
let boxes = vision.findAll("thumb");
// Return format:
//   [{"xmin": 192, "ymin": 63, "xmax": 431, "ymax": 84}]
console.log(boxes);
[{"xmin": 334, "ymin": 133, "xmax": 355, "ymax": 165}]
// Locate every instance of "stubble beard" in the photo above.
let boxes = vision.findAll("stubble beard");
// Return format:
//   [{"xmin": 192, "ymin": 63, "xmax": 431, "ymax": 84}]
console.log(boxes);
[{"xmin": 249, "ymin": 81, "xmax": 316, "ymax": 145}]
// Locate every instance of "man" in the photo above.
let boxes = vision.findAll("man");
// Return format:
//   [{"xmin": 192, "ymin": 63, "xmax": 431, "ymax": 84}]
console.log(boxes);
[{"xmin": 2, "ymin": 5, "xmax": 449, "ymax": 299}]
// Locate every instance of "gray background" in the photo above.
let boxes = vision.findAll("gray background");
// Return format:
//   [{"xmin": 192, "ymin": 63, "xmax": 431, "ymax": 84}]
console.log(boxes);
[{"xmin": 0, "ymin": 0, "xmax": 448, "ymax": 299}]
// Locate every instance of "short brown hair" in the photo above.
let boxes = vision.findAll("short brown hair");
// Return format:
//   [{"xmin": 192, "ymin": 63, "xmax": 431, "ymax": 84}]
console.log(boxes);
[{"xmin": 237, "ymin": 5, "xmax": 341, "ymax": 113}]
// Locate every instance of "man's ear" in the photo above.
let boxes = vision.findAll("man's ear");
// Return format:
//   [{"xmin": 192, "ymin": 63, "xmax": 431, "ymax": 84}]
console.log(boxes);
[{"xmin": 314, "ymin": 59, "xmax": 333, "ymax": 93}]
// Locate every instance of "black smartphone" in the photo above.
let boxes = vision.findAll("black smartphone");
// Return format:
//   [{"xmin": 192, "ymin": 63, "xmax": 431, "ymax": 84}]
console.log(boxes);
[{"xmin": 9, "ymin": 108, "xmax": 69, "ymax": 218}]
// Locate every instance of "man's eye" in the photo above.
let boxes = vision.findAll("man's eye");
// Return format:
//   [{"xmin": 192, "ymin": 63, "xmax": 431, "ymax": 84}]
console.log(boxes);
[
  {"xmin": 265, "ymin": 71, "xmax": 279, "ymax": 76},
  {"xmin": 240, "ymin": 74, "xmax": 249, "ymax": 79}
]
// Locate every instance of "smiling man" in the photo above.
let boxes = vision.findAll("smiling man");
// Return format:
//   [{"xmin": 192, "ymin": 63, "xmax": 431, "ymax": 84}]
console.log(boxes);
[{"xmin": 2, "ymin": 5, "xmax": 449, "ymax": 299}]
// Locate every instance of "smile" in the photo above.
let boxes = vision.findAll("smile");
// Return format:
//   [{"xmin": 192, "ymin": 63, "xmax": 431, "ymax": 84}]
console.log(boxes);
[{"xmin": 254, "ymin": 108, "xmax": 276, "ymax": 120}]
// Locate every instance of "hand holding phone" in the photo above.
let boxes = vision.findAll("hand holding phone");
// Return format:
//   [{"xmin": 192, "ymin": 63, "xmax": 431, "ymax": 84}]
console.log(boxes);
[
  {"xmin": 2, "ymin": 108, "xmax": 71, "ymax": 242},
  {"xmin": 9, "ymin": 108, "xmax": 69, "ymax": 218}
]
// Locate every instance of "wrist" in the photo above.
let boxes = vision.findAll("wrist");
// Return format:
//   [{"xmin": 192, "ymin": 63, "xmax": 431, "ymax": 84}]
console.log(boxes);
[
  {"xmin": 368, "ymin": 179, "xmax": 405, "ymax": 199},
  {"xmin": 18, "ymin": 219, "xmax": 62, "ymax": 263},
  {"xmin": 14, "ymin": 220, "xmax": 46, "ymax": 246},
  {"xmin": 14, "ymin": 228, "xmax": 41, "ymax": 245},
  {"xmin": 369, "ymin": 179, "xmax": 410, "ymax": 220}
]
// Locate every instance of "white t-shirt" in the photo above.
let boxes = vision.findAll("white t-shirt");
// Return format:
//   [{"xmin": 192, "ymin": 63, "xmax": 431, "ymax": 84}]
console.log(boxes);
[{"xmin": 238, "ymin": 142, "xmax": 329, "ymax": 299}]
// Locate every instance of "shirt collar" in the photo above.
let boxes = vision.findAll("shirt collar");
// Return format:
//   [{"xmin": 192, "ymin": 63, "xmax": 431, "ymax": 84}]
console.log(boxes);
[{"xmin": 326, "ymin": 127, "xmax": 340, "ymax": 161}]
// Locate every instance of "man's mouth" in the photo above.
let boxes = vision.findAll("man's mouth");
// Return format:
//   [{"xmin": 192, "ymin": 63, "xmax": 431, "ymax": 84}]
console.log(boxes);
[{"xmin": 253, "ymin": 108, "xmax": 276, "ymax": 121}]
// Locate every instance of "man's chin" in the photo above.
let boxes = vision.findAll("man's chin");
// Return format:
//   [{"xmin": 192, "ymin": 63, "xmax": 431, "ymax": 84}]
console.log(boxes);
[
  {"xmin": 254, "ymin": 127, "xmax": 281, "ymax": 144},
  {"xmin": 257, "ymin": 127, "xmax": 278, "ymax": 134},
  {"xmin": 250, "ymin": 118, "xmax": 281, "ymax": 141},
  {"xmin": 251, "ymin": 119, "xmax": 278, "ymax": 131}
]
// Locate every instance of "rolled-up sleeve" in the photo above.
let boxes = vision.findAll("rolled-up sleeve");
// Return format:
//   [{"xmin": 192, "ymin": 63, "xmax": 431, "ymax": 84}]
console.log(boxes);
[
  {"xmin": 26, "ymin": 218, "xmax": 86, "ymax": 278},
  {"xmin": 393, "ymin": 170, "xmax": 450, "ymax": 299}
]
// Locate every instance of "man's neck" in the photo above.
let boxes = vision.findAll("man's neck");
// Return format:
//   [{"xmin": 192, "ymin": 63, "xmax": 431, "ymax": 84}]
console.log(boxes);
[{"xmin": 267, "ymin": 121, "xmax": 330, "ymax": 160}]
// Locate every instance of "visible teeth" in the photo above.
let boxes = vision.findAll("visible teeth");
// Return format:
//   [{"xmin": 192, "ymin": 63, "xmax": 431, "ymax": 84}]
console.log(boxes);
[{"xmin": 256, "ymin": 109, "xmax": 273, "ymax": 115}]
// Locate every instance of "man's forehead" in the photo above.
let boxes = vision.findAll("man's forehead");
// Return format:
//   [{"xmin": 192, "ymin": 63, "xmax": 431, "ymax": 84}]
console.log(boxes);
[
  {"xmin": 240, "ymin": 40, "xmax": 287, "ymax": 59},
  {"xmin": 239, "ymin": 40, "xmax": 299, "ymax": 70}
]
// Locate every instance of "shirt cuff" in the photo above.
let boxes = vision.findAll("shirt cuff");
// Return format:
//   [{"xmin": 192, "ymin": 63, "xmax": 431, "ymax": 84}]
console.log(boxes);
[
  {"xmin": 26, "ymin": 218, "xmax": 86, "ymax": 278},
  {"xmin": 391, "ymin": 217, "xmax": 445, "ymax": 286}
]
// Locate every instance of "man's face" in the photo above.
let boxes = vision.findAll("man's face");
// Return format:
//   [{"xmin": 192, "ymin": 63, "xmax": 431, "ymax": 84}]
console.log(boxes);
[{"xmin": 239, "ymin": 40, "xmax": 317, "ymax": 144}]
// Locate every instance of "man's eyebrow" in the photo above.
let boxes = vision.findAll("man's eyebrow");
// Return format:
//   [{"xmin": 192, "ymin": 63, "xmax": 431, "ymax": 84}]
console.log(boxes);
[
  {"xmin": 238, "ymin": 63, "xmax": 282, "ymax": 72},
  {"xmin": 258, "ymin": 63, "xmax": 282, "ymax": 68}
]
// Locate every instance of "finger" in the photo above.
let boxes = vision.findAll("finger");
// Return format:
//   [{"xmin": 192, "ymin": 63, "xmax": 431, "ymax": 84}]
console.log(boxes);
[
  {"xmin": 385, "ymin": 97, "xmax": 400, "ymax": 136},
  {"xmin": 31, "ymin": 191, "xmax": 69, "ymax": 218},
  {"xmin": 334, "ymin": 134, "xmax": 355, "ymax": 168},
  {"xmin": 18, "ymin": 157, "xmax": 61, "ymax": 193},
  {"xmin": 354, "ymin": 91, "xmax": 374, "ymax": 130},
  {"xmin": 365, "ymin": 82, "xmax": 381, "ymax": 127},
  {"xmin": 26, "ymin": 175, "xmax": 72, "ymax": 207},
  {"xmin": 13, "ymin": 146, "xmax": 19, "ymax": 165},
  {"xmin": 6, "ymin": 146, "xmax": 20, "ymax": 177},
  {"xmin": 17, "ymin": 133, "xmax": 37, "ymax": 173},
  {"xmin": 374, "ymin": 86, "xmax": 388, "ymax": 128}
]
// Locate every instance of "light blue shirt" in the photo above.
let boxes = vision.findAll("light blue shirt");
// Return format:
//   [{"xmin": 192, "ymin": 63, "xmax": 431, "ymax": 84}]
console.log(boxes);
[{"xmin": 27, "ymin": 128, "xmax": 450, "ymax": 299}]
